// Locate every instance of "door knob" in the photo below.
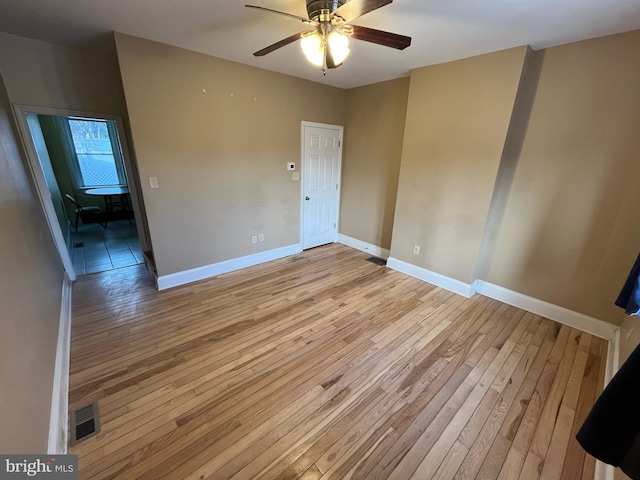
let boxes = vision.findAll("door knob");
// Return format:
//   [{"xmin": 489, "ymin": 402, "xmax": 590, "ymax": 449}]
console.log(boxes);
[{"xmin": 305, "ymin": 196, "xmax": 310, "ymax": 201}]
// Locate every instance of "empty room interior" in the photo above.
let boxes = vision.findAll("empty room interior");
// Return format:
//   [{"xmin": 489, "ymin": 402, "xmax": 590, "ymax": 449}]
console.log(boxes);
[{"xmin": 1, "ymin": 1, "xmax": 640, "ymax": 479}]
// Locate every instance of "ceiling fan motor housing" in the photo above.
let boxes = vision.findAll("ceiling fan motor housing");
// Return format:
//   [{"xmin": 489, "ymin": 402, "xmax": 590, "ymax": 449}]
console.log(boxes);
[{"xmin": 306, "ymin": 0, "xmax": 347, "ymax": 21}]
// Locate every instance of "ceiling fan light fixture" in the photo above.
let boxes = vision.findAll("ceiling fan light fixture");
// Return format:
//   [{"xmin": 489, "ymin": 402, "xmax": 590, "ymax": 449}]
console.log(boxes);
[
  {"xmin": 300, "ymin": 29, "xmax": 350, "ymax": 69},
  {"xmin": 300, "ymin": 33, "xmax": 324, "ymax": 66},
  {"xmin": 247, "ymin": 0, "xmax": 411, "ymax": 73},
  {"xmin": 327, "ymin": 30, "xmax": 350, "ymax": 65}
]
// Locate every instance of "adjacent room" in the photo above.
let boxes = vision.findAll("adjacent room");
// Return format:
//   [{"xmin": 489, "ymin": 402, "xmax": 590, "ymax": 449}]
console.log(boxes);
[{"xmin": 1, "ymin": 0, "xmax": 639, "ymax": 478}]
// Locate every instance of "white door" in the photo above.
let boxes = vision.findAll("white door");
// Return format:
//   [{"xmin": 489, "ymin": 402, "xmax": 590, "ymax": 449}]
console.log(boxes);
[{"xmin": 301, "ymin": 122, "xmax": 343, "ymax": 250}]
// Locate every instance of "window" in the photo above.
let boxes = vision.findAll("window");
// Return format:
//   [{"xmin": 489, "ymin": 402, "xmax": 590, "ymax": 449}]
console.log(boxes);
[{"xmin": 65, "ymin": 118, "xmax": 127, "ymax": 188}]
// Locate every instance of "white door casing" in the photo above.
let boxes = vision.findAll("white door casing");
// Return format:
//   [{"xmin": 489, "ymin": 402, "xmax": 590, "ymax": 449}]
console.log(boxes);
[{"xmin": 301, "ymin": 122, "xmax": 343, "ymax": 250}]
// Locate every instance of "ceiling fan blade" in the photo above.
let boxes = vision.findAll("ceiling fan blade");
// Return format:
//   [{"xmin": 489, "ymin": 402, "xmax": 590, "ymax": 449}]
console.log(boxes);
[
  {"xmin": 331, "ymin": 0, "xmax": 393, "ymax": 23},
  {"xmin": 350, "ymin": 25, "xmax": 411, "ymax": 50},
  {"xmin": 252, "ymin": 31, "xmax": 312, "ymax": 57},
  {"xmin": 245, "ymin": 5, "xmax": 315, "ymax": 25}
]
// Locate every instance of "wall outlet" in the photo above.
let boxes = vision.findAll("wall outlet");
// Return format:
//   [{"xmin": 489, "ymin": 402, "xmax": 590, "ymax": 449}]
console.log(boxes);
[
  {"xmin": 251, "ymin": 235, "xmax": 257, "ymax": 244},
  {"xmin": 258, "ymin": 233, "xmax": 264, "ymax": 242},
  {"xmin": 413, "ymin": 245, "xmax": 420, "ymax": 255}
]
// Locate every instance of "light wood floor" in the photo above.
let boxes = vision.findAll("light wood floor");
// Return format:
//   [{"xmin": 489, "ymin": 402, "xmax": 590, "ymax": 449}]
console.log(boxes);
[{"xmin": 69, "ymin": 243, "xmax": 606, "ymax": 479}]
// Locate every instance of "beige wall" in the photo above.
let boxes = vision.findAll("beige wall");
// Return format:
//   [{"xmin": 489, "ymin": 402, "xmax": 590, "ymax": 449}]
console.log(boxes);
[
  {"xmin": 340, "ymin": 77, "xmax": 409, "ymax": 250},
  {"xmin": 0, "ymin": 32, "xmax": 127, "ymax": 115},
  {"xmin": 387, "ymin": 32, "xmax": 640, "ymax": 326},
  {"xmin": 0, "ymin": 72, "xmax": 64, "ymax": 453},
  {"xmin": 486, "ymin": 31, "xmax": 640, "ymax": 325},
  {"xmin": 114, "ymin": 33, "xmax": 347, "ymax": 276},
  {"xmin": 390, "ymin": 46, "xmax": 529, "ymax": 283}
]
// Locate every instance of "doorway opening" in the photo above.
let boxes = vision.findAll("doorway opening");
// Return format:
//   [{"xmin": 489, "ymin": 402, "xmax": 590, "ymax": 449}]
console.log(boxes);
[{"xmin": 13, "ymin": 105, "xmax": 153, "ymax": 279}]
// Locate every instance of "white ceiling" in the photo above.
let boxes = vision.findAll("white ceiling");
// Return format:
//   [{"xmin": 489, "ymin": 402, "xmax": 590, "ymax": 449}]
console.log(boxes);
[{"xmin": 0, "ymin": 0, "xmax": 639, "ymax": 89}]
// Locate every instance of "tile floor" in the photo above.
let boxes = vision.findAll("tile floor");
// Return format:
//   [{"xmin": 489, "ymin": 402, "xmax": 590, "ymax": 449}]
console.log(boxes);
[{"xmin": 71, "ymin": 219, "xmax": 144, "ymax": 275}]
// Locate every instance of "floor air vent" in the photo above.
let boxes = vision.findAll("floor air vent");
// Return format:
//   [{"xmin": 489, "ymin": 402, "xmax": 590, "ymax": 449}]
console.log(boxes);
[
  {"xmin": 70, "ymin": 402, "xmax": 100, "ymax": 446},
  {"xmin": 365, "ymin": 256, "xmax": 387, "ymax": 266}
]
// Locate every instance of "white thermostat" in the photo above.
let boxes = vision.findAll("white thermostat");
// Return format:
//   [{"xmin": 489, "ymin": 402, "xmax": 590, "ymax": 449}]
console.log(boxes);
[{"xmin": 287, "ymin": 162, "xmax": 296, "ymax": 171}]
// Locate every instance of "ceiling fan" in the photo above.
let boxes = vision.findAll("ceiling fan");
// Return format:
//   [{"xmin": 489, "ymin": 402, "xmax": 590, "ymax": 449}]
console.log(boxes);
[{"xmin": 245, "ymin": 0, "xmax": 412, "ymax": 73}]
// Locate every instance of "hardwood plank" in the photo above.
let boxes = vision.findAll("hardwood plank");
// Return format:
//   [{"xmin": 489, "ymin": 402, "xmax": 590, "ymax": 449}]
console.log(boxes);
[
  {"xmin": 518, "ymin": 328, "xmax": 582, "ymax": 479},
  {"xmin": 433, "ymin": 440, "xmax": 469, "ymax": 480},
  {"xmin": 540, "ymin": 333, "xmax": 592, "ymax": 479},
  {"xmin": 404, "ymin": 312, "xmax": 534, "ymax": 479},
  {"xmin": 452, "ymin": 321, "xmax": 550, "ymax": 480},
  {"xmin": 496, "ymin": 323, "xmax": 570, "ymax": 480},
  {"xmin": 366, "ymin": 304, "xmax": 519, "ymax": 480}
]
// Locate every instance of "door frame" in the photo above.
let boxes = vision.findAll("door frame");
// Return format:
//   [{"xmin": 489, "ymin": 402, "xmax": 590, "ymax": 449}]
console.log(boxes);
[
  {"xmin": 300, "ymin": 121, "xmax": 344, "ymax": 249},
  {"xmin": 12, "ymin": 104, "xmax": 149, "ymax": 280}
]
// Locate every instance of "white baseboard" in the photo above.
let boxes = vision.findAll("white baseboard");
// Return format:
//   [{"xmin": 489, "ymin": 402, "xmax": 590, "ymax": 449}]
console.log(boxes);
[
  {"xmin": 474, "ymin": 280, "xmax": 619, "ymax": 342},
  {"xmin": 386, "ymin": 257, "xmax": 477, "ymax": 298},
  {"xmin": 337, "ymin": 234, "xmax": 390, "ymax": 259},
  {"xmin": 384, "ymin": 260, "xmax": 618, "ymax": 341},
  {"xmin": 595, "ymin": 461, "xmax": 614, "ymax": 480},
  {"xmin": 48, "ymin": 272, "xmax": 73, "ymax": 454},
  {"xmin": 157, "ymin": 244, "xmax": 302, "ymax": 290},
  {"xmin": 594, "ymin": 328, "xmax": 620, "ymax": 480}
]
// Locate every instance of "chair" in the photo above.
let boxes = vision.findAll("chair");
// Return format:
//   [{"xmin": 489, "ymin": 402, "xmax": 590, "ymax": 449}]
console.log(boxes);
[{"xmin": 65, "ymin": 194, "xmax": 102, "ymax": 232}]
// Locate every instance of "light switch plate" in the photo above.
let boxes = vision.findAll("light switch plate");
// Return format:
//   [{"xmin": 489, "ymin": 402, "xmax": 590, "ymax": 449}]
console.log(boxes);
[
  {"xmin": 292, "ymin": 172, "xmax": 300, "ymax": 181},
  {"xmin": 149, "ymin": 177, "xmax": 159, "ymax": 189}
]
